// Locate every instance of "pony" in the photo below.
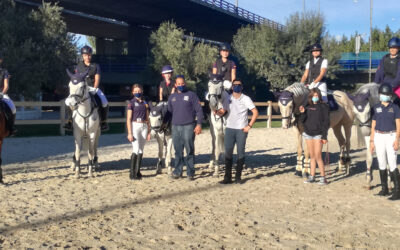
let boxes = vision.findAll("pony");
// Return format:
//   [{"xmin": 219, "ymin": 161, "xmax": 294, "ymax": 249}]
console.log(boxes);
[
  {"xmin": 0, "ymin": 100, "xmax": 11, "ymax": 184},
  {"xmin": 149, "ymin": 101, "xmax": 173, "ymax": 175},
  {"xmin": 277, "ymin": 82, "xmax": 355, "ymax": 177},
  {"xmin": 347, "ymin": 82, "xmax": 386, "ymax": 189},
  {"xmin": 207, "ymin": 75, "xmax": 229, "ymax": 177},
  {"xmin": 65, "ymin": 69, "xmax": 100, "ymax": 178}
]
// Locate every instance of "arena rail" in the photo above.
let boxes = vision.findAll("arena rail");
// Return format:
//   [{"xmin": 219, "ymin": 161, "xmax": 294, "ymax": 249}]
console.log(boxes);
[{"xmin": 14, "ymin": 101, "xmax": 281, "ymax": 135}]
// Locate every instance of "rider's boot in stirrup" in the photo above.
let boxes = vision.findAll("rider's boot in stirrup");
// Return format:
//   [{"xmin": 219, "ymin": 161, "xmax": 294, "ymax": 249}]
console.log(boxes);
[
  {"xmin": 63, "ymin": 108, "xmax": 73, "ymax": 131},
  {"xmin": 100, "ymin": 106, "xmax": 109, "ymax": 131}
]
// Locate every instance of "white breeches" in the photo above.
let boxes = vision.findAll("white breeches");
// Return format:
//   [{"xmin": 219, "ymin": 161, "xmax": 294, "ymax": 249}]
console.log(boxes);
[
  {"xmin": 309, "ymin": 82, "xmax": 328, "ymax": 102},
  {"xmin": 3, "ymin": 94, "xmax": 16, "ymax": 114},
  {"xmin": 374, "ymin": 132, "xmax": 398, "ymax": 172},
  {"xmin": 131, "ymin": 122, "xmax": 148, "ymax": 154},
  {"xmin": 89, "ymin": 87, "xmax": 108, "ymax": 107}
]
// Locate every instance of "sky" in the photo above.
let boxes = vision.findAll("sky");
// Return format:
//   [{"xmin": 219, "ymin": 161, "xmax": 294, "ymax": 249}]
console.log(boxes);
[{"xmin": 226, "ymin": 0, "xmax": 400, "ymax": 40}]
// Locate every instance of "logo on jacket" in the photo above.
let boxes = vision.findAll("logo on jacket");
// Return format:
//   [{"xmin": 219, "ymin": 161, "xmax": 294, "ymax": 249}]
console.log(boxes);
[{"xmin": 184, "ymin": 96, "xmax": 189, "ymax": 101}]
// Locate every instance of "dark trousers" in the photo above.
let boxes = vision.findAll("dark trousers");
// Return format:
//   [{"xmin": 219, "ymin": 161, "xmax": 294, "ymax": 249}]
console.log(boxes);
[
  {"xmin": 172, "ymin": 124, "xmax": 196, "ymax": 177},
  {"xmin": 224, "ymin": 128, "xmax": 248, "ymax": 161}
]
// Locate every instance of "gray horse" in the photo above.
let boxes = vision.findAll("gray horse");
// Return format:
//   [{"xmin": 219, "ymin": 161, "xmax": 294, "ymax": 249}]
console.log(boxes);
[{"xmin": 347, "ymin": 82, "xmax": 392, "ymax": 189}]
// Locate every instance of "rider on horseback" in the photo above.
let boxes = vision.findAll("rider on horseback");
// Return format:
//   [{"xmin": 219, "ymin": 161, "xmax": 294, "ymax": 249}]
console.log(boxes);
[
  {"xmin": 212, "ymin": 44, "xmax": 237, "ymax": 82},
  {"xmin": 159, "ymin": 65, "xmax": 176, "ymax": 102},
  {"xmin": 0, "ymin": 52, "xmax": 16, "ymax": 136},
  {"xmin": 300, "ymin": 43, "xmax": 328, "ymax": 102},
  {"xmin": 375, "ymin": 37, "xmax": 400, "ymax": 105},
  {"xmin": 64, "ymin": 46, "xmax": 109, "ymax": 131}
]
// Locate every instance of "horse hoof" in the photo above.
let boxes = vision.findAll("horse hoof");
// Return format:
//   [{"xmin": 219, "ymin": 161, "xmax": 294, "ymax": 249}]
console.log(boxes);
[
  {"xmin": 156, "ymin": 169, "xmax": 162, "ymax": 175},
  {"xmin": 294, "ymin": 170, "xmax": 302, "ymax": 177},
  {"xmin": 302, "ymin": 172, "xmax": 308, "ymax": 178}
]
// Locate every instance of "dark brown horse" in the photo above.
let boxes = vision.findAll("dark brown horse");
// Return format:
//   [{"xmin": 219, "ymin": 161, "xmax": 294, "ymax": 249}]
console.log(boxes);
[{"xmin": 0, "ymin": 103, "xmax": 10, "ymax": 184}]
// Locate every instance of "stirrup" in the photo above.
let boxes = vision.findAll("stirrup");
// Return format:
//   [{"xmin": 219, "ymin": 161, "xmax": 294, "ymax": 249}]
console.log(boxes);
[{"xmin": 63, "ymin": 121, "xmax": 73, "ymax": 131}]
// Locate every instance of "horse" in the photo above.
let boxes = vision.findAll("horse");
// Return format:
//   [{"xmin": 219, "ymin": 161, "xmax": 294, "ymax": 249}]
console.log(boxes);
[
  {"xmin": 149, "ymin": 101, "xmax": 173, "ymax": 175},
  {"xmin": 347, "ymin": 82, "xmax": 388, "ymax": 189},
  {"xmin": 65, "ymin": 69, "xmax": 100, "ymax": 178},
  {"xmin": 0, "ymin": 101, "xmax": 10, "ymax": 184},
  {"xmin": 207, "ymin": 76, "xmax": 229, "ymax": 177},
  {"xmin": 277, "ymin": 82, "xmax": 356, "ymax": 177}
]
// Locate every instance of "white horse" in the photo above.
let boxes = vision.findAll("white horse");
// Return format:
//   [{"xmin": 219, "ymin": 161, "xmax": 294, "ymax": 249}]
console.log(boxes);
[
  {"xmin": 277, "ymin": 82, "xmax": 356, "ymax": 177},
  {"xmin": 65, "ymin": 69, "xmax": 100, "ymax": 178},
  {"xmin": 149, "ymin": 101, "xmax": 173, "ymax": 175},
  {"xmin": 348, "ymin": 82, "xmax": 391, "ymax": 189},
  {"xmin": 207, "ymin": 76, "xmax": 230, "ymax": 177}
]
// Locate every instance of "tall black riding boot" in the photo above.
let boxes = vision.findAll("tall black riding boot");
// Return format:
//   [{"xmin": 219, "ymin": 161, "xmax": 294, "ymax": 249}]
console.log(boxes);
[
  {"xmin": 235, "ymin": 158, "xmax": 245, "ymax": 184},
  {"xmin": 129, "ymin": 153, "xmax": 137, "ymax": 180},
  {"xmin": 136, "ymin": 153, "xmax": 143, "ymax": 180},
  {"xmin": 0, "ymin": 168, "xmax": 3, "ymax": 184},
  {"xmin": 63, "ymin": 108, "xmax": 73, "ymax": 131},
  {"xmin": 378, "ymin": 169, "xmax": 389, "ymax": 196},
  {"xmin": 220, "ymin": 158, "xmax": 233, "ymax": 184},
  {"xmin": 99, "ymin": 106, "xmax": 109, "ymax": 131},
  {"xmin": 389, "ymin": 168, "xmax": 400, "ymax": 200}
]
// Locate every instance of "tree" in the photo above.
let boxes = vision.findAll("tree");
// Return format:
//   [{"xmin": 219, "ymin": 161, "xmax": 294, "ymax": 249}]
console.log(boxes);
[
  {"xmin": 0, "ymin": 0, "xmax": 76, "ymax": 100},
  {"xmin": 149, "ymin": 21, "xmax": 218, "ymax": 90},
  {"xmin": 233, "ymin": 12, "xmax": 337, "ymax": 89}
]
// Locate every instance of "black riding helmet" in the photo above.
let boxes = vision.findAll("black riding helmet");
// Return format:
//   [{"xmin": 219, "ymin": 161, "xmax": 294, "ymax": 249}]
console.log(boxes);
[
  {"xmin": 81, "ymin": 45, "xmax": 93, "ymax": 55},
  {"xmin": 310, "ymin": 43, "xmax": 323, "ymax": 52},
  {"xmin": 388, "ymin": 37, "xmax": 400, "ymax": 48},
  {"xmin": 219, "ymin": 43, "xmax": 231, "ymax": 51},
  {"xmin": 379, "ymin": 83, "xmax": 393, "ymax": 95}
]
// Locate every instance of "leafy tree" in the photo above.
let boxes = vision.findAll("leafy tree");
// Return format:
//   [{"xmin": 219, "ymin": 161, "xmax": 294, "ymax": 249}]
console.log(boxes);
[
  {"xmin": 0, "ymin": 0, "xmax": 76, "ymax": 100},
  {"xmin": 149, "ymin": 21, "xmax": 218, "ymax": 90}
]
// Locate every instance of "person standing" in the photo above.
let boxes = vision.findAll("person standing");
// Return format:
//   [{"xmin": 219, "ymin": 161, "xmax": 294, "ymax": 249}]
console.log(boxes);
[
  {"xmin": 212, "ymin": 44, "xmax": 236, "ymax": 82},
  {"xmin": 65, "ymin": 45, "xmax": 109, "ymax": 131},
  {"xmin": 300, "ymin": 43, "xmax": 328, "ymax": 102},
  {"xmin": 0, "ymin": 52, "xmax": 16, "ymax": 135},
  {"xmin": 159, "ymin": 65, "xmax": 176, "ymax": 102},
  {"xmin": 126, "ymin": 84, "xmax": 151, "ymax": 180},
  {"xmin": 300, "ymin": 88, "xmax": 330, "ymax": 185},
  {"xmin": 167, "ymin": 76, "xmax": 203, "ymax": 180},
  {"xmin": 220, "ymin": 79, "xmax": 258, "ymax": 184},
  {"xmin": 370, "ymin": 83, "xmax": 400, "ymax": 200}
]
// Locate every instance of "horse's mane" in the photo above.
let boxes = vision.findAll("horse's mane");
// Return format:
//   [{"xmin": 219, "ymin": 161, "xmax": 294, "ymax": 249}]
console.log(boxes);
[
  {"xmin": 354, "ymin": 82, "xmax": 380, "ymax": 95},
  {"xmin": 284, "ymin": 82, "xmax": 309, "ymax": 98}
]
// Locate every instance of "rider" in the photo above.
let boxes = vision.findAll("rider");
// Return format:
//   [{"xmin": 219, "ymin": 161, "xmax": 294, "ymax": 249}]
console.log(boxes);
[
  {"xmin": 370, "ymin": 83, "xmax": 400, "ymax": 200},
  {"xmin": 212, "ymin": 43, "xmax": 237, "ymax": 82},
  {"xmin": 374, "ymin": 37, "xmax": 400, "ymax": 105},
  {"xmin": 159, "ymin": 65, "xmax": 175, "ymax": 102},
  {"xmin": 64, "ymin": 45, "xmax": 109, "ymax": 131},
  {"xmin": 300, "ymin": 43, "xmax": 328, "ymax": 102},
  {"xmin": 0, "ymin": 52, "xmax": 16, "ymax": 135}
]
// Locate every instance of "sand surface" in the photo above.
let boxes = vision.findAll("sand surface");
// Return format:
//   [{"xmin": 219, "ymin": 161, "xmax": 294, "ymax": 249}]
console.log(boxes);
[{"xmin": 1, "ymin": 127, "xmax": 400, "ymax": 249}]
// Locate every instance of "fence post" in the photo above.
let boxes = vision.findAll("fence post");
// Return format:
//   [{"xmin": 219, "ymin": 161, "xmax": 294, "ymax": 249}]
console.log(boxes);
[
  {"xmin": 267, "ymin": 101, "xmax": 272, "ymax": 129},
  {"xmin": 60, "ymin": 100, "xmax": 66, "ymax": 136}
]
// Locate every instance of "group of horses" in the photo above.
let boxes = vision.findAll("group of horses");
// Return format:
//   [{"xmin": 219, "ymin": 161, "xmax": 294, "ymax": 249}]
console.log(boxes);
[{"xmin": 0, "ymin": 70, "xmax": 387, "ymax": 188}]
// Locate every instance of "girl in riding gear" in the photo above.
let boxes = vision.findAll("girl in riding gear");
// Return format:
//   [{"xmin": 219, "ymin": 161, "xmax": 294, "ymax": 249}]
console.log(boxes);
[
  {"xmin": 65, "ymin": 45, "xmax": 109, "ymax": 131},
  {"xmin": 375, "ymin": 37, "xmax": 400, "ymax": 104},
  {"xmin": 0, "ymin": 53, "xmax": 16, "ymax": 135},
  {"xmin": 126, "ymin": 84, "xmax": 151, "ymax": 180},
  {"xmin": 212, "ymin": 43, "xmax": 237, "ymax": 82},
  {"xmin": 370, "ymin": 83, "xmax": 400, "ymax": 200},
  {"xmin": 300, "ymin": 88, "xmax": 330, "ymax": 185},
  {"xmin": 159, "ymin": 65, "xmax": 175, "ymax": 102},
  {"xmin": 300, "ymin": 43, "xmax": 328, "ymax": 102},
  {"xmin": 220, "ymin": 79, "xmax": 259, "ymax": 184}
]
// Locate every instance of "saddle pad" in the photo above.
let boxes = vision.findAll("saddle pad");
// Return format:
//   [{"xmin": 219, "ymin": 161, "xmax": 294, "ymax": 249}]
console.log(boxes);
[{"xmin": 327, "ymin": 94, "xmax": 339, "ymax": 111}]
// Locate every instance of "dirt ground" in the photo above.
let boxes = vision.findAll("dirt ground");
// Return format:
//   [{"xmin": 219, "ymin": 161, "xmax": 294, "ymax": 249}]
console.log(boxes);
[{"xmin": 1, "ymin": 127, "xmax": 400, "ymax": 249}]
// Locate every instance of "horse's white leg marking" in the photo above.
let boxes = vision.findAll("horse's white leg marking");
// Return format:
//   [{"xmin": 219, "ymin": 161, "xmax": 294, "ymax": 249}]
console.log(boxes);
[
  {"xmin": 344, "ymin": 122, "xmax": 353, "ymax": 175},
  {"xmin": 333, "ymin": 125, "xmax": 346, "ymax": 172},
  {"xmin": 166, "ymin": 136, "xmax": 173, "ymax": 175},
  {"xmin": 365, "ymin": 136, "xmax": 373, "ymax": 189},
  {"xmin": 74, "ymin": 129, "xmax": 82, "ymax": 179},
  {"xmin": 209, "ymin": 117, "xmax": 216, "ymax": 170},
  {"xmin": 156, "ymin": 133, "xmax": 164, "ymax": 174}
]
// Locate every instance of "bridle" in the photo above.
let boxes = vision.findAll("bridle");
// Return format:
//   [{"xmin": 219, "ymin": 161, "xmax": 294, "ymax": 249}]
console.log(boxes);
[
  {"xmin": 279, "ymin": 95, "xmax": 295, "ymax": 128},
  {"xmin": 69, "ymin": 83, "xmax": 90, "ymax": 107}
]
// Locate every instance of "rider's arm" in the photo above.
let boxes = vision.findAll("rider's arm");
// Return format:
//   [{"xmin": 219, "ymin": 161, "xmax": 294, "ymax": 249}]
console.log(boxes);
[
  {"xmin": 212, "ymin": 62, "xmax": 217, "ymax": 74},
  {"xmin": 300, "ymin": 69, "xmax": 309, "ymax": 84},
  {"xmin": 159, "ymin": 86, "xmax": 163, "ymax": 101},
  {"xmin": 94, "ymin": 74, "xmax": 100, "ymax": 88},
  {"xmin": 231, "ymin": 62, "xmax": 237, "ymax": 81},
  {"xmin": 2, "ymin": 78, "xmax": 9, "ymax": 94},
  {"xmin": 389, "ymin": 60, "xmax": 400, "ymax": 89}
]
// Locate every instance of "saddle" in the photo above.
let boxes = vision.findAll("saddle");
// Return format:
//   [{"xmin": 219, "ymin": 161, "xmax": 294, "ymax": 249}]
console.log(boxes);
[
  {"xmin": 89, "ymin": 93, "xmax": 101, "ymax": 108},
  {"xmin": 0, "ymin": 100, "xmax": 12, "ymax": 123},
  {"xmin": 327, "ymin": 94, "xmax": 339, "ymax": 111}
]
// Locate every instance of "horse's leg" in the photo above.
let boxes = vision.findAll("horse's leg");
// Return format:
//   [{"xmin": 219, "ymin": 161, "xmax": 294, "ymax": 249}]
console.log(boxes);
[
  {"xmin": 156, "ymin": 133, "xmax": 164, "ymax": 174},
  {"xmin": 209, "ymin": 116, "xmax": 216, "ymax": 170},
  {"xmin": 87, "ymin": 132, "xmax": 97, "ymax": 178},
  {"xmin": 166, "ymin": 136, "xmax": 173, "ymax": 175},
  {"xmin": 73, "ymin": 134, "xmax": 82, "ymax": 178},
  {"xmin": 364, "ymin": 135, "xmax": 373, "ymax": 189},
  {"xmin": 93, "ymin": 129, "xmax": 100, "ymax": 171},
  {"xmin": 293, "ymin": 126, "xmax": 304, "ymax": 177},
  {"xmin": 0, "ymin": 138, "xmax": 3, "ymax": 184},
  {"xmin": 332, "ymin": 125, "xmax": 346, "ymax": 172},
  {"xmin": 213, "ymin": 125, "xmax": 223, "ymax": 177},
  {"xmin": 344, "ymin": 123, "xmax": 352, "ymax": 175}
]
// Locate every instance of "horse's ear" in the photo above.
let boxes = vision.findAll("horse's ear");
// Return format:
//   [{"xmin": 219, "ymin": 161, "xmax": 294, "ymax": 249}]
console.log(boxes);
[
  {"xmin": 66, "ymin": 69, "xmax": 74, "ymax": 79},
  {"xmin": 347, "ymin": 93, "xmax": 355, "ymax": 101}
]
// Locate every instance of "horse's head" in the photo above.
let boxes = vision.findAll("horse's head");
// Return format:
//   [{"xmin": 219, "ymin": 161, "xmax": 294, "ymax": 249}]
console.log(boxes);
[
  {"xmin": 277, "ymin": 91, "xmax": 295, "ymax": 129},
  {"xmin": 348, "ymin": 91, "xmax": 371, "ymax": 127},
  {"xmin": 208, "ymin": 74, "xmax": 224, "ymax": 111},
  {"xmin": 66, "ymin": 69, "xmax": 89, "ymax": 108},
  {"xmin": 149, "ymin": 102, "xmax": 167, "ymax": 132}
]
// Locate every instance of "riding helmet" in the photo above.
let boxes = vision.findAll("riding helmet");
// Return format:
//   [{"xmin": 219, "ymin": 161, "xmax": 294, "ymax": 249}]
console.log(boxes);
[
  {"xmin": 219, "ymin": 43, "xmax": 231, "ymax": 51},
  {"xmin": 161, "ymin": 65, "xmax": 173, "ymax": 74},
  {"xmin": 378, "ymin": 83, "xmax": 393, "ymax": 95},
  {"xmin": 310, "ymin": 43, "xmax": 323, "ymax": 52},
  {"xmin": 81, "ymin": 45, "xmax": 93, "ymax": 55},
  {"xmin": 388, "ymin": 37, "xmax": 400, "ymax": 48}
]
